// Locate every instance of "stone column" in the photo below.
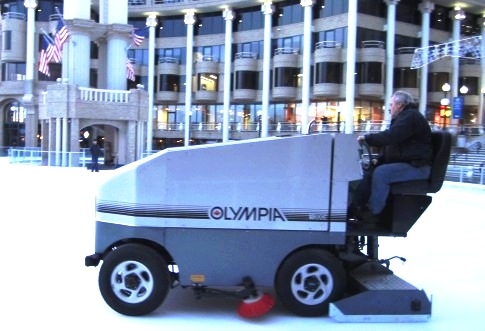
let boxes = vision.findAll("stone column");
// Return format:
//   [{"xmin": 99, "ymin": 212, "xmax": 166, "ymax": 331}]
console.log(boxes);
[
  {"xmin": 184, "ymin": 11, "xmax": 196, "ymax": 146},
  {"xmin": 418, "ymin": 1, "xmax": 434, "ymax": 117},
  {"xmin": 261, "ymin": 1, "xmax": 273, "ymax": 138},
  {"xmin": 146, "ymin": 14, "xmax": 157, "ymax": 152},
  {"xmin": 345, "ymin": 0, "xmax": 358, "ymax": 134},
  {"xmin": 23, "ymin": 0, "xmax": 37, "ymax": 147},
  {"xmin": 96, "ymin": 37, "xmax": 108, "ymax": 89},
  {"xmin": 384, "ymin": 0, "xmax": 399, "ymax": 122},
  {"xmin": 222, "ymin": 8, "xmax": 234, "ymax": 142},
  {"xmin": 63, "ymin": 1, "xmax": 92, "ymax": 87},
  {"xmin": 106, "ymin": 27, "xmax": 130, "ymax": 90},
  {"xmin": 300, "ymin": 0, "xmax": 313, "ymax": 134}
]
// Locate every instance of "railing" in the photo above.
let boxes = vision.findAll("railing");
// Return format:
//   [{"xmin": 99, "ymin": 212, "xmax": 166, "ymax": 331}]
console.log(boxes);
[
  {"xmin": 2, "ymin": 12, "xmax": 25, "ymax": 20},
  {"xmin": 201, "ymin": 55, "xmax": 218, "ymax": 62},
  {"xmin": 395, "ymin": 47, "xmax": 417, "ymax": 54},
  {"xmin": 235, "ymin": 52, "xmax": 258, "ymax": 59},
  {"xmin": 154, "ymin": 120, "xmax": 389, "ymax": 133},
  {"xmin": 315, "ymin": 41, "xmax": 342, "ymax": 49},
  {"xmin": 129, "ymin": 0, "xmax": 147, "ymax": 4},
  {"xmin": 446, "ymin": 165, "xmax": 485, "ymax": 185},
  {"xmin": 158, "ymin": 57, "xmax": 180, "ymax": 64},
  {"xmin": 79, "ymin": 87, "xmax": 131, "ymax": 103},
  {"xmin": 361, "ymin": 40, "xmax": 385, "ymax": 48},
  {"xmin": 274, "ymin": 48, "xmax": 299, "ymax": 55},
  {"xmin": 9, "ymin": 148, "xmax": 94, "ymax": 167}
]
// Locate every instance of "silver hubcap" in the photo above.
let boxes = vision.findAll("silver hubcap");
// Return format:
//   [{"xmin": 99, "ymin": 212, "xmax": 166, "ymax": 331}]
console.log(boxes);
[
  {"xmin": 111, "ymin": 260, "xmax": 154, "ymax": 304},
  {"xmin": 291, "ymin": 263, "xmax": 333, "ymax": 305}
]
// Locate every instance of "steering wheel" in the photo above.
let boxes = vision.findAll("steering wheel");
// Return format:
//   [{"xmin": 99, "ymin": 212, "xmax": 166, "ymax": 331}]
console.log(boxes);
[{"xmin": 358, "ymin": 141, "xmax": 375, "ymax": 171}]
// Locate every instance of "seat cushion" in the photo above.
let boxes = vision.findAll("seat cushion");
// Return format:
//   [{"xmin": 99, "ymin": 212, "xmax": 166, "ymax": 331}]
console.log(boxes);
[{"xmin": 391, "ymin": 179, "xmax": 430, "ymax": 195}]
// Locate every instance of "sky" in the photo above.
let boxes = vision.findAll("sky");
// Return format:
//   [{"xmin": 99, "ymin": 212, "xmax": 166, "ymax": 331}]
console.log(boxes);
[{"xmin": 1, "ymin": 159, "xmax": 484, "ymax": 331}]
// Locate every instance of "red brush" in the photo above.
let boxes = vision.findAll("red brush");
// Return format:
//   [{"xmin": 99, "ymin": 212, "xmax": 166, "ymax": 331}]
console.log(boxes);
[{"xmin": 237, "ymin": 291, "xmax": 275, "ymax": 318}]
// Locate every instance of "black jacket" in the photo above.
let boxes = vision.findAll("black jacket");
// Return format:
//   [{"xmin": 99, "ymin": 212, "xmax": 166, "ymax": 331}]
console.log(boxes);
[{"xmin": 364, "ymin": 104, "xmax": 433, "ymax": 166}]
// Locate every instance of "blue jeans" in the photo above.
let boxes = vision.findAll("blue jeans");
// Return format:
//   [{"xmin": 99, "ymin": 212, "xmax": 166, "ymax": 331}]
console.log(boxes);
[{"xmin": 368, "ymin": 163, "xmax": 431, "ymax": 214}]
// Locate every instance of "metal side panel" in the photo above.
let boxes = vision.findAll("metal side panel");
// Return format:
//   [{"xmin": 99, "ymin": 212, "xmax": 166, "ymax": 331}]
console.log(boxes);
[
  {"xmin": 329, "ymin": 262, "xmax": 431, "ymax": 323},
  {"xmin": 329, "ymin": 290, "xmax": 432, "ymax": 323}
]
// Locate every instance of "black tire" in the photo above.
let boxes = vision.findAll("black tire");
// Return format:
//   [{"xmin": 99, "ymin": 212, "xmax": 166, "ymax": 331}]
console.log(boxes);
[
  {"xmin": 275, "ymin": 248, "xmax": 346, "ymax": 317},
  {"xmin": 98, "ymin": 243, "xmax": 170, "ymax": 316}
]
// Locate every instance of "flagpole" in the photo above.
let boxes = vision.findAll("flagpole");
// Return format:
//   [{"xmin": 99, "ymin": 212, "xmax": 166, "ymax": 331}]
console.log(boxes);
[{"xmin": 146, "ymin": 14, "xmax": 157, "ymax": 153}]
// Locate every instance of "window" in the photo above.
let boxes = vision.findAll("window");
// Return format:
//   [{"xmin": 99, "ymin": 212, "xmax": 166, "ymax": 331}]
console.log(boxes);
[
  {"xmin": 234, "ymin": 6, "xmax": 264, "ymax": 32},
  {"xmin": 158, "ymin": 16, "xmax": 186, "ymax": 37},
  {"xmin": 3, "ymin": 31, "xmax": 11, "ymax": 51},
  {"xmin": 274, "ymin": 67, "xmax": 298, "ymax": 87},
  {"xmin": 396, "ymin": 0, "xmax": 421, "ymax": 24},
  {"xmin": 2, "ymin": 63, "xmax": 26, "ymax": 81},
  {"xmin": 275, "ymin": 0, "xmax": 304, "ymax": 26},
  {"xmin": 427, "ymin": 72, "xmax": 449, "ymax": 92},
  {"xmin": 195, "ymin": 12, "xmax": 224, "ymax": 35},
  {"xmin": 357, "ymin": 0, "xmax": 385, "ymax": 17},
  {"xmin": 356, "ymin": 62, "xmax": 382, "ymax": 84},
  {"xmin": 315, "ymin": 62, "xmax": 342, "ymax": 84},
  {"xmin": 394, "ymin": 67, "xmax": 417, "ymax": 88},
  {"xmin": 159, "ymin": 74, "xmax": 180, "ymax": 92},
  {"xmin": 235, "ymin": 71, "xmax": 258, "ymax": 89},
  {"xmin": 127, "ymin": 49, "xmax": 148, "ymax": 66},
  {"xmin": 198, "ymin": 73, "xmax": 218, "ymax": 91},
  {"xmin": 3, "ymin": 101, "xmax": 26, "ymax": 147}
]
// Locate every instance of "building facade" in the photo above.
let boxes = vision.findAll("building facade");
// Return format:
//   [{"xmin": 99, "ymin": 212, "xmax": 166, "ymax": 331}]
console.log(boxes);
[{"xmin": 1, "ymin": 0, "xmax": 484, "ymax": 163}]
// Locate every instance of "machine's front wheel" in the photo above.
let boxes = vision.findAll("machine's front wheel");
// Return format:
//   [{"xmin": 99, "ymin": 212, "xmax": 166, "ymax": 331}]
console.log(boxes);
[
  {"xmin": 98, "ymin": 243, "xmax": 170, "ymax": 316},
  {"xmin": 275, "ymin": 248, "xmax": 345, "ymax": 317}
]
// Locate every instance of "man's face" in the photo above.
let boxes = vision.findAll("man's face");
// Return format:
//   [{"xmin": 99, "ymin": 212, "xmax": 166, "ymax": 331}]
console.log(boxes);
[{"xmin": 389, "ymin": 96, "xmax": 404, "ymax": 119}]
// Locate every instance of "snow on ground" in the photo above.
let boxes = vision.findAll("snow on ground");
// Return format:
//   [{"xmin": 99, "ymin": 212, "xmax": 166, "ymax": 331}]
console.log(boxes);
[{"xmin": 1, "ymin": 160, "xmax": 484, "ymax": 330}]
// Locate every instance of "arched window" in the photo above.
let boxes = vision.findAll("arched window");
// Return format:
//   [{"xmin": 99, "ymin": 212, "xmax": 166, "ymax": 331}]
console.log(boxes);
[{"xmin": 3, "ymin": 101, "xmax": 25, "ymax": 146}]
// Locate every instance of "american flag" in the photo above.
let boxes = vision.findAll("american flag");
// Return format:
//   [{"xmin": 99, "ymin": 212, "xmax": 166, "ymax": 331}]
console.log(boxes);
[
  {"xmin": 131, "ymin": 27, "xmax": 149, "ymax": 47},
  {"xmin": 54, "ymin": 11, "xmax": 69, "ymax": 54},
  {"xmin": 39, "ymin": 34, "xmax": 53, "ymax": 76},
  {"xmin": 126, "ymin": 59, "xmax": 135, "ymax": 81}
]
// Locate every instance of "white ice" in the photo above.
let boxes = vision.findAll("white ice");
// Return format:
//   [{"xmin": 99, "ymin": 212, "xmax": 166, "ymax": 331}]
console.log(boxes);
[{"xmin": 1, "ymin": 159, "xmax": 484, "ymax": 331}]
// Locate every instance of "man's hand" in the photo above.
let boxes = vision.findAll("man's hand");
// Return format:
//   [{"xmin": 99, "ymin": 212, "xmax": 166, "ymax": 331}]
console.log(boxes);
[{"xmin": 357, "ymin": 135, "xmax": 366, "ymax": 143}]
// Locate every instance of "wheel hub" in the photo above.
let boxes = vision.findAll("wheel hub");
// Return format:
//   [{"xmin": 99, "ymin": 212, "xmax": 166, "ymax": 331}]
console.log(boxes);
[
  {"xmin": 304, "ymin": 275, "xmax": 320, "ymax": 293},
  {"xmin": 124, "ymin": 273, "xmax": 141, "ymax": 290}
]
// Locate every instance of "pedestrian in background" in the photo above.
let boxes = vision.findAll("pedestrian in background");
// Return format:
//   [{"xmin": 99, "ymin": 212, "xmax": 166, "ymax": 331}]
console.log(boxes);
[{"xmin": 90, "ymin": 140, "xmax": 101, "ymax": 172}]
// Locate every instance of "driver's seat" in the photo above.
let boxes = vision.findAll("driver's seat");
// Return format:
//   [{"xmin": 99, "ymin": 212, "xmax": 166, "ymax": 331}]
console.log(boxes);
[
  {"xmin": 391, "ymin": 131, "xmax": 452, "ymax": 195},
  {"xmin": 383, "ymin": 131, "xmax": 451, "ymax": 235}
]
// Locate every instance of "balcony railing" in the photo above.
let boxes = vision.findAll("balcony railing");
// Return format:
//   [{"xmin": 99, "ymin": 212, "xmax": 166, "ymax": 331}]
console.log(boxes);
[
  {"xmin": 274, "ymin": 48, "xmax": 299, "ymax": 55},
  {"xmin": 395, "ymin": 47, "xmax": 417, "ymax": 54},
  {"xmin": 158, "ymin": 57, "xmax": 180, "ymax": 64},
  {"xmin": 315, "ymin": 41, "xmax": 342, "ymax": 49},
  {"xmin": 235, "ymin": 52, "xmax": 258, "ymax": 59},
  {"xmin": 361, "ymin": 40, "xmax": 385, "ymax": 48},
  {"xmin": 154, "ymin": 120, "xmax": 391, "ymax": 133},
  {"xmin": 79, "ymin": 87, "xmax": 131, "ymax": 103},
  {"xmin": 2, "ymin": 12, "xmax": 25, "ymax": 20}
]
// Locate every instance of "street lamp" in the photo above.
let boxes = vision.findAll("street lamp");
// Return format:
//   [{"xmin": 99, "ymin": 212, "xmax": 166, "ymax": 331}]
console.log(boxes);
[{"xmin": 441, "ymin": 83, "xmax": 451, "ymax": 129}]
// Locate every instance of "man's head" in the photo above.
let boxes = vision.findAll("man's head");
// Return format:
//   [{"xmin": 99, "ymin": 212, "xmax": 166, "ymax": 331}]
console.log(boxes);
[{"xmin": 389, "ymin": 90, "xmax": 414, "ymax": 119}]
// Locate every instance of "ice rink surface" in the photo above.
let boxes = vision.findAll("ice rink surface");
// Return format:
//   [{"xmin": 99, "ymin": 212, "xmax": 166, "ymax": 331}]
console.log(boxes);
[{"xmin": 1, "ymin": 160, "xmax": 484, "ymax": 331}]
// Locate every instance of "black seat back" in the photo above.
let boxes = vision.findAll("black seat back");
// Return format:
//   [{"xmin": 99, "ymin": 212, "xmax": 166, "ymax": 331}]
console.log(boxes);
[
  {"xmin": 427, "ymin": 131, "xmax": 452, "ymax": 192},
  {"xmin": 391, "ymin": 131, "xmax": 451, "ymax": 194}
]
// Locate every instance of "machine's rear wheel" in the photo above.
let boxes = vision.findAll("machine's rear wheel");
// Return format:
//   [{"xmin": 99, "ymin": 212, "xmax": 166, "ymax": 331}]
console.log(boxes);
[
  {"xmin": 275, "ymin": 248, "xmax": 345, "ymax": 317},
  {"xmin": 99, "ymin": 243, "xmax": 170, "ymax": 316}
]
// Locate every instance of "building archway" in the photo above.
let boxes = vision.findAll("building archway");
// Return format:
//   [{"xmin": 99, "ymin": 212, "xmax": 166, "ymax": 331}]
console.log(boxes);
[
  {"xmin": 2, "ymin": 100, "xmax": 26, "ymax": 147},
  {"xmin": 79, "ymin": 121, "xmax": 127, "ymax": 166}
]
